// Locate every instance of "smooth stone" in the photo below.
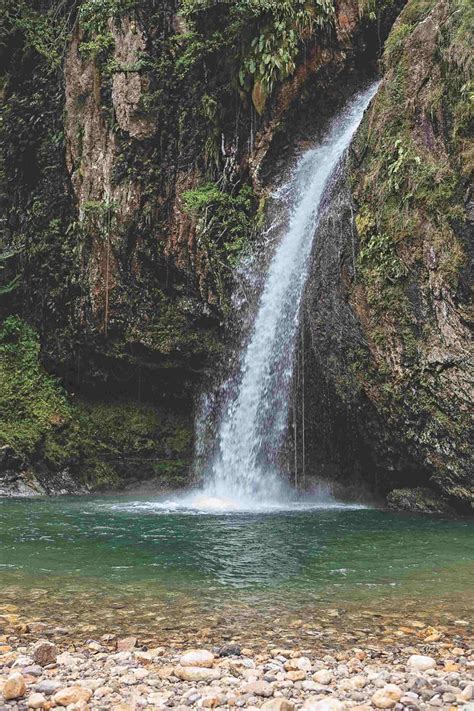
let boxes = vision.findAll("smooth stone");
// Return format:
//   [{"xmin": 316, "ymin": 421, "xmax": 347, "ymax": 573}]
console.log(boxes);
[
  {"xmin": 34, "ymin": 680, "xmax": 63, "ymax": 695},
  {"xmin": 12, "ymin": 655, "xmax": 34, "ymax": 668},
  {"xmin": 27, "ymin": 693, "xmax": 47, "ymax": 709},
  {"xmin": 407, "ymin": 655, "xmax": 436, "ymax": 672},
  {"xmin": 180, "ymin": 649, "xmax": 215, "ymax": 668},
  {"xmin": 296, "ymin": 657, "xmax": 312, "ymax": 671},
  {"xmin": 260, "ymin": 700, "xmax": 295, "ymax": 711},
  {"xmin": 32, "ymin": 640, "xmax": 57, "ymax": 666},
  {"xmin": 301, "ymin": 698, "xmax": 345, "ymax": 711},
  {"xmin": 219, "ymin": 644, "xmax": 242, "ymax": 657},
  {"xmin": 56, "ymin": 651, "xmax": 80, "ymax": 667},
  {"xmin": 174, "ymin": 666, "xmax": 221, "ymax": 682},
  {"xmin": 313, "ymin": 669, "xmax": 333, "ymax": 685},
  {"xmin": 200, "ymin": 694, "xmax": 223, "ymax": 707},
  {"xmin": 116, "ymin": 636, "xmax": 137, "ymax": 652},
  {"xmin": 372, "ymin": 684, "xmax": 403, "ymax": 709},
  {"xmin": 2, "ymin": 672, "xmax": 26, "ymax": 700},
  {"xmin": 52, "ymin": 685, "xmax": 93, "ymax": 705},
  {"xmin": 22, "ymin": 666, "xmax": 43, "ymax": 677},
  {"xmin": 286, "ymin": 670, "xmax": 306, "ymax": 681},
  {"xmin": 242, "ymin": 680, "xmax": 274, "ymax": 697}
]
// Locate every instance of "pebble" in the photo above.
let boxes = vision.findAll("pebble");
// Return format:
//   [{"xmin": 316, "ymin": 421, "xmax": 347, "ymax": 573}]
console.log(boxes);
[
  {"xmin": 32, "ymin": 640, "xmax": 57, "ymax": 666},
  {"xmin": 243, "ymin": 680, "xmax": 274, "ymax": 697},
  {"xmin": 407, "ymin": 655, "xmax": 437, "ymax": 672},
  {"xmin": 313, "ymin": 669, "xmax": 333, "ymax": 684},
  {"xmin": 301, "ymin": 697, "xmax": 345, "ymax": 711},
  {"xmin": 260, "ymin": 700, "xmax": 295, "ymax": 710},
  {"xmin": 180, "ymin": 649, "xmax": 215, "ymax": 668},
  {"xmin": 1, "ymin": 672, "xmax": 26, "ymax": 700},
  {"xmin": 175, "ymin": 665, "xmax": 221, "ymax": 682},
  {"xmin": 0, "ymin": 618, "xmax": 472, "ymax": 711},
  {"xmin": 372, "ymin": 683, "xmax": 403, "ymax": 708},
  {"xmin": 26, "ymin": 692, "xmax": 47, "ymax": 708},
  {"xmin": 52, "ymin": 685, "xmax": 93, "ymax": 705},
  {"xmin": 34, "ymin": 679, "xmax": 62, "ymax": 695}
]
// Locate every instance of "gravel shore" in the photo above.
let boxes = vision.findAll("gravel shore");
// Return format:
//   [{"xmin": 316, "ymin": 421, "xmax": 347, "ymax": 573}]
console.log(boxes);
[{"xmin": 0, "ymin": 616, "xmax": 473, "ymax": 711}]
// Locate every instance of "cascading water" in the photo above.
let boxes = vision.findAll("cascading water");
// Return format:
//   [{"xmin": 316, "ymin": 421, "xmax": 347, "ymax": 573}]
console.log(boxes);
[{"xmin": 197, "ymin": 83, "xmax": 379, "ymax": 508}]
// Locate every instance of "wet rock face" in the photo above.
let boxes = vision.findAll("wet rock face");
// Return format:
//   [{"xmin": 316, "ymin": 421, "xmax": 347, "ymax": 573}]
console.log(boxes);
[{"xmin": 299, "ymin": 0, "xmax": 473, "ymax": 513}]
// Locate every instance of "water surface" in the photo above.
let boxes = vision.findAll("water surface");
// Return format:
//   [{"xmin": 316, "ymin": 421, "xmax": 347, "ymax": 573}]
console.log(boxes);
[{"xmin": 0, "ymin": 495, "xmax": 472, "ymax": 644}]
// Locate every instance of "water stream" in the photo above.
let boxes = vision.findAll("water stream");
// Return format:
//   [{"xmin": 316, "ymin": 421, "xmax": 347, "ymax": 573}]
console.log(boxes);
[{"xmin": 199, "ymin": 83, "xmax": 379, "ymax": 507}]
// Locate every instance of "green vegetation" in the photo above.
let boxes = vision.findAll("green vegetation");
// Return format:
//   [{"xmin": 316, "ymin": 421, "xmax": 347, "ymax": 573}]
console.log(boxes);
[
  {"xmin": 0, "ymin": 317, "xmax": 72, "ymax": 457},
  {"xmin": 0, "ymin": 316, "xmax": 193, "ymax": 489},
  {"xmin": 2, "ymin": 0, "xmax": 73, "ymax": 71},
  {"xmin": 347, "ymin": 0, "xmax": 473, "ymax": 493},
  {"xmin": 183, "ymin": 183, "xmax": 256, "ymax": 261},
  {"xmin": 78, "ymin": 0, "xmax": 137, "ymax": 63},
  {"xmin": 237, "ymin": 0, "xmax": 334, "ymax": 112}
]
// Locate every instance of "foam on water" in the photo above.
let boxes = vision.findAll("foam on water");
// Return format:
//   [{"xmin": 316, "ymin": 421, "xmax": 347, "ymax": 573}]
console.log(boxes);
[{"xmin": 97, "ymin": 489, "xmax": 368, "ymax": 515}]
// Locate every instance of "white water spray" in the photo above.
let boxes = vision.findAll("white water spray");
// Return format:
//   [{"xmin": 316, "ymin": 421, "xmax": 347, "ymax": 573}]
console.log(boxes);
[{"xmin": 196, "ymin": 84, "xmax": 378, "ymax": 508}]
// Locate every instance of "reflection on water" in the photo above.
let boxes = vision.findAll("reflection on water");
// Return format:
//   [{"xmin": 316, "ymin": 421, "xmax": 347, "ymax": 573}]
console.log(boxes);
[{"xmin": 0, "ymin": 494, "xmax": 473, "ymax": 642}]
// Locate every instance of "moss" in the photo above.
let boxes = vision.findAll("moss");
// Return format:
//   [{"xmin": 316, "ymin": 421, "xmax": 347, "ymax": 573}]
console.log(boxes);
[
  {"xmin": 0, "ymin": 316, "xmax": 193, "ymax": 490},
  {"xmin": 181, "ymin": 182, "xmax": 257, "ymax": 308},
  {"xmin": 0, "ymin": 316, "xmax": 72, "ymax": 457}
]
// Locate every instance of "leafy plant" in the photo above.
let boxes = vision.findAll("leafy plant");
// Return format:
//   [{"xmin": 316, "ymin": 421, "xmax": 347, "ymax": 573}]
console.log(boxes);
[
  {"xmin": 0, "ymin": 249, "xmax": 20, "ymax": 297},
  {"xmin": 238, "ymin": 0, "xmax": 335, "ymax": 112}
]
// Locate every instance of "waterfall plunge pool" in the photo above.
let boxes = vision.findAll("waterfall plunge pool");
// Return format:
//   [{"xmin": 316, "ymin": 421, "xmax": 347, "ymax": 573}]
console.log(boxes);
[{"xmin": 0, "ymin": 494, "xmax": 472, "ymax": 646}]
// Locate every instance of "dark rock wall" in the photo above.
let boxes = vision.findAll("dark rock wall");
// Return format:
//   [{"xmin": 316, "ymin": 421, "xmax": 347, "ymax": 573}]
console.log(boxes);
[
  {"xmin": 298, "ymin": 0, "xmax": 473, "ymax": 512},
  {"xmin": 0, "ymin": 0, "xmax": 397, "ymax": 493}
]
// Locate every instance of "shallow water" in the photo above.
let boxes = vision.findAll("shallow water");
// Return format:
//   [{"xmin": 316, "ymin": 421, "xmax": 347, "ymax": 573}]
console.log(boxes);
[{"xmin": 0, "ymin": 494, "xmax": 473, "ymax": 644}]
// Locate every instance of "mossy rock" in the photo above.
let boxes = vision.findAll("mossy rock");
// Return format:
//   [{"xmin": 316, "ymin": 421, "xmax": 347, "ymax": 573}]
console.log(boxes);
[{"xmin": 386, "ymin": 487, "xmax": 456, "ymax": 514}]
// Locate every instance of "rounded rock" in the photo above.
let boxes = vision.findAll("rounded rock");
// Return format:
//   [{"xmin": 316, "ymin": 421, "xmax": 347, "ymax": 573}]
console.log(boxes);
[
  {"xmin": 313, "ymin": 669, "xmax": 333, "ymax": 685},
  {"xmin": 32, "ymin": 640, "xmax": 58, "ymax": 667},
  {"xmin": 27, "ymin": 692, "xmax": 47, "ymax": 709},
  {"xmin": 242, "ymin": 680, "xmax": 274, "ymax": 698},
  {"xmin": 52, "ymin": 685, "xmax": 93, "ymax": 706},
  {"xmin": 2, "ymin": 672, "xmax": 27, "ymax": 700},
  {"xmin": 174, "ymin": 665, "xmax": 221, "ymax": 682},
  {"xmin": 301, "ymin": 697, "xmax": 345, "ymax": 711},
  {"xmin": 372, "ymin": 684, "xmax": 403, "ymax": 709},
  {"xmin": 260, "ymin": 700, "xmax": 295, "ymax": 711},
  {"xmin": 407, "ymin": 655, "xmax": 436, "ymax": 672},
  {"xmin": 180, "ymin": 649, "xmax": 215, "ymax": 668}
]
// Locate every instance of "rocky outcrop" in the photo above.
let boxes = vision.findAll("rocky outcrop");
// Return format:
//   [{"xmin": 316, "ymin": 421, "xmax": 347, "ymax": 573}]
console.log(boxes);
[
  {"xmin": 299, "ymin": 0, "xmax": 473, "ymax": 512},
  {"xmin": 1, "ymin": 0, "xmax": 402, "ymax": 492}
]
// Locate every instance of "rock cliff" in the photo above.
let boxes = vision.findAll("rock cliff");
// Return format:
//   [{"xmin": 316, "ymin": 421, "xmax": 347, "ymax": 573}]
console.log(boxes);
[
  {"xmin": 299, "ymin": 0, "xmax": 473, "ymax": 511},
  {"xmin": 1, "ymin": 0, "xmax": 398, "ymax": 493}
]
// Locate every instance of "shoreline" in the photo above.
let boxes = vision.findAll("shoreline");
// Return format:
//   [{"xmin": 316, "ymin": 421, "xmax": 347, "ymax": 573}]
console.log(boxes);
[{"xmin": 0, "ymin": 615, "xmax": 472, "ymax": 710}]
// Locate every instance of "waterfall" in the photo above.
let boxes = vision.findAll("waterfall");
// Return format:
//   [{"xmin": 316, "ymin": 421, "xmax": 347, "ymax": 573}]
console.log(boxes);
[{"xmin": 199, "ymin": 83, "xmax": 379, "ymax": 507}]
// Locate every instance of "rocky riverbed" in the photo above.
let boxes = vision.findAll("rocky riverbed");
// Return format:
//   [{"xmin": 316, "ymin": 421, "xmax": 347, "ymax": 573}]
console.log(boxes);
[{"xmin": 0, "ymin": 612, "xmax": 473, "ymax": 711}]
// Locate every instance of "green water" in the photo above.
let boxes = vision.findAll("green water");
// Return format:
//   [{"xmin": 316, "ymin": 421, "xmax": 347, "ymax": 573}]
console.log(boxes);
[{"xmin": 0, "ymin": 495, "xmax": 473, "ymax": 640}]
